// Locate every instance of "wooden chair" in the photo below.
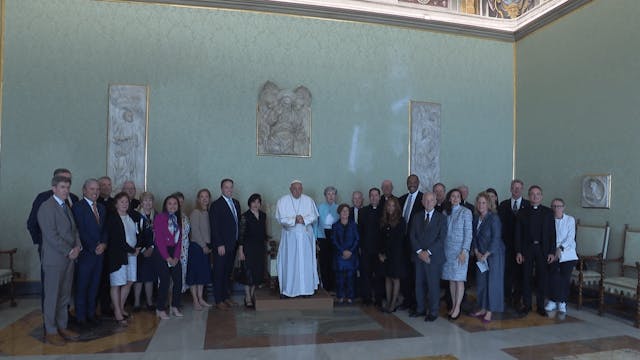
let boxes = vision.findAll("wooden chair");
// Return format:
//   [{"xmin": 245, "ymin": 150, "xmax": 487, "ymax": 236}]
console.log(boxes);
[
  {"xmin": 0, "ymin": 248, "xmax": 18, "ymax": 306},
  {"xmin": 599, "ymin": 224, "xmax": 640, "ymax": 327},
  {"xmin": 570, "ymin": 220, "xmax": 610, "ymax": 309}
]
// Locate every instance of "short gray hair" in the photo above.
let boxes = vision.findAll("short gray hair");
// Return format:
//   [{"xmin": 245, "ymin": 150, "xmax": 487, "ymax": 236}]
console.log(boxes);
[
  {"xmin": 83, "ymin": 178, "xmax": 99, "ymax": 190},
  {"xmin": 324, "ymin": 186, "xmax": 337, "ymax": 196}
]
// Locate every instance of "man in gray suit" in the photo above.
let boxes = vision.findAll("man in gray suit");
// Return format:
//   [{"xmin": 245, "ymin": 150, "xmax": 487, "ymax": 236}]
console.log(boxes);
[
  {"xmin": 37, "ymin": 175, "xmax": 82, "ymax": 345},
  {"xmin": 410, "ymin": 192, "xmax": 447, "ymax": 322}
]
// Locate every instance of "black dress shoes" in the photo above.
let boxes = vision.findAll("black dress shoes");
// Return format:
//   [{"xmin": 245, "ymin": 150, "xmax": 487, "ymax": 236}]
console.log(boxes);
[
  {"xmin": 409, "ymin": 311, "xmax": 426, "ymax": 318},
  {"xmin": 424, "ymin": 314, "xmax": 438, "ymax": 322},
  {"xmin": 536, "ymin": 308, "xmax": 547, "ymax": 317},
  {"xmin": 517, "ymin": 306, "xmax": 531, "ymax": 317}
]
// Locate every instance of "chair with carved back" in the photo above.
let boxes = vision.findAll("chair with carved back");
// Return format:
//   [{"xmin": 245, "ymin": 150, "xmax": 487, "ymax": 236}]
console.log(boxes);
[
  {"xmin": 599, "ymin": 225, "xmax": 640, "ymax": 327},
  {"xmin": 0, "ymin": 248, "xmax": 18, "ymax": 306},
  {"xmin": 570, "ymin": 220, "xmax": 610, "ymax": 309}
]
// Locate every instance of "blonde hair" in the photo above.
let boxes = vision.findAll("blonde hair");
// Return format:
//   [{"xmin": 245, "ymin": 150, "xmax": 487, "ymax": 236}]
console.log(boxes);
[
  {"xmin": 137, "ymin": 191, "xmax": 156, "ymax": 220},
  {"xmin": 475, "ymin": 191, "xmax": 496, "ymax": 214}
]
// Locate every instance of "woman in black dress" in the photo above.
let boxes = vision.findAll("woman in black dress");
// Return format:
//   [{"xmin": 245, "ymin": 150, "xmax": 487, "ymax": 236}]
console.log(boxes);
[
  {"xmin": 133, "ymin": 191, "xmax": 156, "ymax": 312},
  {"xmin": 237, "ymin": 193, "xmax": 268, "ymax": 308},
  {"xmin": 378, "ymin": 196, "xmax": 406, "ymax": 313}
]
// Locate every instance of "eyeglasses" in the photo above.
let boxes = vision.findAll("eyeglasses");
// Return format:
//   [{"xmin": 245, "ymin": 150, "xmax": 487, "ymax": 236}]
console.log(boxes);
[{"xmin": 551, "ymin": 205, "xmax": 564, "ymax": 208}]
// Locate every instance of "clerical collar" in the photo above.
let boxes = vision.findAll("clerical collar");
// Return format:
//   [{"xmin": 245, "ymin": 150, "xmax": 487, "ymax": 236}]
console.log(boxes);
[{"xmin": 532, "ymin": 205, "xmax": 539, "ymax": 210}]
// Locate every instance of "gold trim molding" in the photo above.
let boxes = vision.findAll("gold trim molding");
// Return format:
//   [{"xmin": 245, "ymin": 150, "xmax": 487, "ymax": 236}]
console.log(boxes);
[{"xmin": 101, "ymin": 0, "xmax": 592, "ymax": 41}]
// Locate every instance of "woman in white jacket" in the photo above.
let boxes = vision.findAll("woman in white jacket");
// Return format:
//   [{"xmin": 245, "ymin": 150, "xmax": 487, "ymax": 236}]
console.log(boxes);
[{"xmin": 545, "ymin": 198, "xmax": 578, "ymax": 314}]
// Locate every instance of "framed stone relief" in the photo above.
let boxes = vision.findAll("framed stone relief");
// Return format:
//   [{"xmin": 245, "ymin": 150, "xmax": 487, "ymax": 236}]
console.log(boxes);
[
  {"xmin": 257, "ymin": 81, "xmax": 311, "ymax": 157},
  {"xmin": 581, "ymin": 174, "xmax": 611, "ymax": 209},
  {"xmin": 107, "ymin": 84, "xmax": 149, "ymax": 192},
  {"xmin": 409, "ymin": 101, "xmax": 441, "ymax": 191}
]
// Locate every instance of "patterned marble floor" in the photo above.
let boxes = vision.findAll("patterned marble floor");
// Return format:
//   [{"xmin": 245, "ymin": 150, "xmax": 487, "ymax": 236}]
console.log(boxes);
[{"xmin": 1, "ymin": 296, "xmax": 640, "ymax": 359}]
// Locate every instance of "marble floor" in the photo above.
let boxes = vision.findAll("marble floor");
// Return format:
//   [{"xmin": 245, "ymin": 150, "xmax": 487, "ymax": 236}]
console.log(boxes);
[{"xmin": 1, "ymin": 295, "xmax": 640, "ymax": 360}]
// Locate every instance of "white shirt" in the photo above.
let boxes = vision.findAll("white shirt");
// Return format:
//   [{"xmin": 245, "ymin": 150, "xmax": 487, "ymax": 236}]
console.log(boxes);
[
  {"xmin": 403, "ymin": 192, "xmax": 418, "ymax": 222},
  {"xmin": 511, "ymin": 197, "xmax": 522, "ymax": 210}
]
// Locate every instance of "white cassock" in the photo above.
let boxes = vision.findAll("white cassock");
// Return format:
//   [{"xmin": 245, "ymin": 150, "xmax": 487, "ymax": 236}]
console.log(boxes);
[{"xmin": 276, "ymin": 193, "xmax": 320, "ymax": 297}]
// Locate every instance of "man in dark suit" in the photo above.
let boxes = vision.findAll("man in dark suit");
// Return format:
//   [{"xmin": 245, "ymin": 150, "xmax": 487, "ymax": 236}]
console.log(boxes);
[
  {"xmin": 432, "ymin": 183, "xmax": 446, "ymax": 213},
  {"xmin": 409, "ymin": 192, "xmax": 447, "ymax": 322},
  {"xmin": 97, "ymin": 176, "xmax": 115, "ymax": 212},
  {"xmin": 515, "ymin": 185, "xmax": 556, "ymax": 316},
  {"xmin": 121, "ymin": 180, "xmax": 140, "ymax": 211},
  {"xmin": 96, "ymin": 175, "xmax": 115, "ymax": 316},
  {"xmin": 497, "ymin": 179, "xmax": 530, "ymax": 307},
  {"xmin": 398, "ymin": 174, "xmax": 424, "ymax": 310},
  {"xmin": 378, "ymin": 179, "xmax": 394, "ymax": 212},
  {"xmin": 350, "ymin": 191, "xmax": 364, "ymax": 225},
  {"xmin": 37, "ymin": 175, "xmax": 82, "ymax": 346},
  {"xmin": 209, "ymin": 178, "xmax": 241, "ymax": 310},
  {"xmin": 72, "ymin": 179, "xmax": 107, "ymax": 327},
  {"xmin": 358, "ymin": 188, "xmax": 382, "ymax": 305},
  {"xmin": 458, "ymin": 185, "xmax": 475, "ymax": 213}
]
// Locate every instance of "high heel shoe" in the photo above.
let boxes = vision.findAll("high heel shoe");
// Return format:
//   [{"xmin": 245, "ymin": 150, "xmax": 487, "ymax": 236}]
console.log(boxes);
[
  {"xmin": 156, "ymin": 310, "xmax": 169, "ymax": 320},
  {"xmin": 448, "ymin": 309, "xmax": 461, "ymax": 321},
  {"xmin": 244, "ymin": 298, "xmax": 254, "ymax": 308},
  {"xmin": 170, "ymin": 307, "xmax": 183, "ymax": 317}
]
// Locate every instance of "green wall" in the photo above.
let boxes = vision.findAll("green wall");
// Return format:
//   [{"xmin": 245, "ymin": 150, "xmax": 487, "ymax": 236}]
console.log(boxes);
[
  {"xmin": 516, "ymin": 0, "xmax": 640, "ymax": 261},
  {"xmin": 0, "ymin": 0, "xmax": 513, "ymax": 280}
]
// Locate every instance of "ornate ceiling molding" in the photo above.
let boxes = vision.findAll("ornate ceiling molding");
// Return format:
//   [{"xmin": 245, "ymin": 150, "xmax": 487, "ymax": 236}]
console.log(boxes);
[{"xmin": 113, "ymin": 0, "xmax": 592, "ymax": 41}]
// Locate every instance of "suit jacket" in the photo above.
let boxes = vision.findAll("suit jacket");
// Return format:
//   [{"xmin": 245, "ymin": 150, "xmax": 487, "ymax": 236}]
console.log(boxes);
[
  {"xmin": 409, "ymin": 210, "xmax": 447, "ymax": 264},
  {"xmin": 209, "ymin": 196, "xmax": 241, "ymax": 249},
  {"xmin": 72, "ymin": 198, "xmax": 107, "ymax": 258},
  {"xmin": 497, "ymin": 198, "xmax": 530, "ymax": 251},
  {"xmin": 36, "ymin": 196, "xmax": 81, "ymax": 266},
  {"xmin": 514, "ymin": 205, "xmax": 556, "ymax": 257},
  {"xmin": 399, "ymin": 191, "xmax": 425, "ymax": 230},
  {"xmin": 357, "ymin": 205, "xmax": 381, "ymax": 256},
  {"xmin": 378, "ymin": 195, "xmax": 394, "ymax": 216},
  {"xmin": 28, "ymin": 190, "xmax": 79, "ymax": 245},
  {"xmin": 105, "ymin": 210, "xmax": 140, "ymax": 273},
  {"xmin": 349, "ymin": 206, "xmax": 363, "ymax": 224},
  {"xmin": 472, "ymin": 212, "xmax": 504, "ymax": 255},
  {"xmin": 461, "ymin": 201, "xmax": 475, "ymax": 214},
  {"xmin": 97, "ymin": 196, "xmax": 115, "ymax": 214}
]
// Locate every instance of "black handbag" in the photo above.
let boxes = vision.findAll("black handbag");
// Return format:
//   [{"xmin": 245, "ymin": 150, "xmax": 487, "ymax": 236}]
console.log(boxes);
[{"xmin": 233, "ymin": 260, "xmax": 253, "ymax": 285}]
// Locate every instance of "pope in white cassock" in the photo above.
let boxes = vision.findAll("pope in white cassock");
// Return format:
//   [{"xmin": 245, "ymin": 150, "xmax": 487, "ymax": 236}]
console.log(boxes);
[{"xmin": 276, "ymin": 180, "xmax": 320, "ymax": 297}]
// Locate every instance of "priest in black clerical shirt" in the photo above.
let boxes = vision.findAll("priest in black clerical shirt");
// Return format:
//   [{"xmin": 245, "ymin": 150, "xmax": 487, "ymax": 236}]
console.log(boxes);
[
  {"xmin": 514, "ymin": 185, "xmax": 556, "ymax": 316},
  {"xmin": 358, "ymin": 188, "xmax": 383, "ymax": 305}
]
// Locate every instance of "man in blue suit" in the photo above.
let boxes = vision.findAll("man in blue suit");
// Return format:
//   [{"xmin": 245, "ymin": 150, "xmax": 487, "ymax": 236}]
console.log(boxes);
[
  {"xmin": 72, "ymin": 179, "xmax": 108, "ymax": 326},
  {"xmin": 209, "ymin": 178, "xmax": 241, "ymax": 310}
]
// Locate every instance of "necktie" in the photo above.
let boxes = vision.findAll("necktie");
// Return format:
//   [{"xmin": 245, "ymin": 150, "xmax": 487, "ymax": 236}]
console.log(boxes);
[
  {"xmin": 91, "ymin": 202, "xmax": 100, "ymax": 224},
  {"xmin": 61, "ymin": 203, "xmax": 72, "ymax": 223},
  {"xmin": 403, "ymin": 194, "xmax": 412, "ymax": 223},
  {"xmin": 228, "ymin": 198, "xmax": 238, "ymax": 223},
  {"xmin": 425, "ymin": 212, "xmax": 430, "ymax": 223},
  {"xmin": 354, "ymin": 208, "xmax": 359, "ymax": 224},
  {"xmin": 512, "ymin": 200, "xmax": 518, "ymax": 213}
]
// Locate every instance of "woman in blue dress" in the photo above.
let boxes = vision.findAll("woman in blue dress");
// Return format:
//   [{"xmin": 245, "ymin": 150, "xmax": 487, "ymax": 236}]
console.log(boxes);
[
  {"xmin": 471, "ymin": 192, "xmax": 504, "ymax": 323},
  {"xmin": 332, "ymin": 203, "xmax": 359, "ymax": 304},
  {"xmin": 441, "ymin": 189, "xmax": 472, "ymax": 320}
]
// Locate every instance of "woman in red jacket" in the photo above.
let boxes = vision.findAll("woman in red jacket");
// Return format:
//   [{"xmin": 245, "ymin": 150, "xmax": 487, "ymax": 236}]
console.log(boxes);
[{"xmin": 153, "ymin": 195, "xmax": 183, "ymax": 319}]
